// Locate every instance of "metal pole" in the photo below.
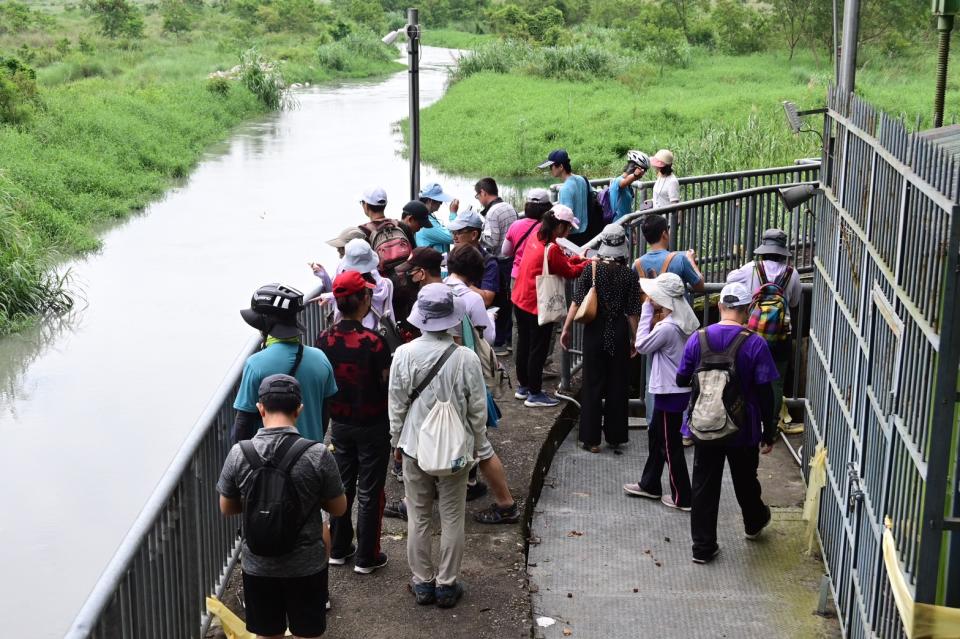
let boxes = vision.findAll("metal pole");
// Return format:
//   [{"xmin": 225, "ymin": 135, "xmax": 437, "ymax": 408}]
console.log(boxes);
[
  {"xmin": 934, "ymin": 14, "xmax": 955, "ymax": 128},
  {"xmin": 832, "ymin": 0, "xmax": 840, "ymax": 82},
  {"xmin": 407, "ymin": 7, "xmax": 421, "ymax": 201},
  {"xmin": 838, "ymin": 0, "xmax": 861, "ymax": 94}
]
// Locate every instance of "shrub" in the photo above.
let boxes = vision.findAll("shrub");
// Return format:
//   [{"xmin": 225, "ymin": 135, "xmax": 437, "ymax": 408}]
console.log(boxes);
[
  {"xmin": 488, "ymin": 4, "xmax": 530, "ymax": 40},
  {"xmin": 56, "ymin": 38, "xmax": 72, "ymax": 55},
  {"xmin": 206, "ymin": 75, "xmax": 231, "ymax": 95},
  {"xmin": 161, "ymin": 0, "xmax": 194, "ymax": 33},
  {"xmin": 0, "ymin": 1, "xmax": 55, "ymax": 34},
  {"xmin": 0, "ymin": 57, "xmax": 39, "ymax": 125},
  {"xmin": 84, "ymin": 0, "xmax": 145, "ymax": 39},
  {"xmin": 239, "ymin": 48, "xmax": 290, "ymax": 110},
  {"xmin": 540, "ymin": 43, "xmax": 621, "ymax": 81}
]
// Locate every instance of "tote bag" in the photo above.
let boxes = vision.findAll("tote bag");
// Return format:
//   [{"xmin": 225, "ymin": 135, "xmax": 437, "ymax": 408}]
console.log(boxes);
[
  {"xmin": 536, "ymin": 243, "xmax": 568, "ymax": 326},
  {"xmin": 416, "ymin": 351, "xmax": 473, "ymax": 476},
  {"xmin": 573, "ymin": 260, "xmax": 598, "ymax": 324}
]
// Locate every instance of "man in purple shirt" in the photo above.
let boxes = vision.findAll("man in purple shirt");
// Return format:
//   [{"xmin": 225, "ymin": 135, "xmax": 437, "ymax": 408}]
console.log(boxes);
[{"xmin": 675, "ymin": 282, "xmax": 779, "ymax": 564}]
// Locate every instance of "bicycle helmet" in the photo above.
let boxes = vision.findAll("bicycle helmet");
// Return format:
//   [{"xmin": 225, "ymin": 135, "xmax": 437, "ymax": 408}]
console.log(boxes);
[
  {"xmin": 240, "ymin": 283, "xmax": 305, "ymax": 338},
  {"xmin": 626, "ymin": 150, "xmax": 650, "ymax": 171}
]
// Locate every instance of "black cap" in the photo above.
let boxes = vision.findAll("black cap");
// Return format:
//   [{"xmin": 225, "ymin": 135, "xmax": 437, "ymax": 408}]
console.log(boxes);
[
  {"xmin": 258, "ymin": 374, "xmax": 302, "ymax": 402},
  {"xmin": 401, "ymin": 200, "xmax": 433, "ymax": 228},
  {"xmin": 396, "ymin": 247, "xmax": 443, "ymax": 273}
]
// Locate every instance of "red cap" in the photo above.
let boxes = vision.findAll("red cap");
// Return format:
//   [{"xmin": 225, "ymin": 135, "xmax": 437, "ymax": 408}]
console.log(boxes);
[{"xmin": 332, "ymin": 270, "xmax": 376, "ymax": 297}]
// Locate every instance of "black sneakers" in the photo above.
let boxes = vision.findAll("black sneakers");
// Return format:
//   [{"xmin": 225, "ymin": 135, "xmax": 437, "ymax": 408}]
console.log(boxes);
[{"xmin": 354, "ymin": 552, "xmax": 388, "ymax": 575}]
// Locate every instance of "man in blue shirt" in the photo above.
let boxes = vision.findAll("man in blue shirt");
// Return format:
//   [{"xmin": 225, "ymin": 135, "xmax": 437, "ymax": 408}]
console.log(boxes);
[
  {"xmin": 232, "ymin": 283, "xmax": 338, "ymax": 443},
  {"xmin": 538, "ymin": 149, "xmax": 588, "ymax": 239},
  {"xmin": 416, "ymin": 182, "xmax": 458, "ymax": 253},
  {"xmin": 635, "ymin": 214, "xmax": 705, "ymax": 292}
]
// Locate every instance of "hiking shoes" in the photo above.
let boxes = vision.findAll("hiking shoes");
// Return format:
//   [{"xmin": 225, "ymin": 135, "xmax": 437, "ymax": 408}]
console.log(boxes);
[
  {"xmin": 466, "ymin": 480, "xmax": 489, "ymax": 502},
  {"xmin": 660, "ymin": 495, "xmax": 692, "ymax": 512},
  {"xmin": 384, "ymin": 499, "xmax": 408, "ymax": 521},
  {"xmin": 328, "ymin": 545, "xmax": 356, "ymax": 566},
  {"xmin": 436, "ymin": 582, "xmax": 465, "ymax": 609},
  {"xmin": 354, "ymin": 552, "xmax": 389, "ymax": 574},
  {"xmin": 692, "ymin": 547, "xmax": 721, "ymax": 565},
  {"xmin": 412, "ymin": 581, "xmax": 436, "ymax": 606},
  {"xmin": 514, "ymin": 386, "xmax": 530, "ymax": 400},
  {"xmin": 524, "ymin": 392, "xmax": 559, "ymax": 408},
  {"xmin": 745, "ymin": 506, "xmax": 772, "ymax": 540},
  {"xmin": 474, "ymin": 502, "xmax": 520, "ymax": 524},
  {"xmin": 623, "ymin": 483, "xmax": 661, "ymax": 499}
]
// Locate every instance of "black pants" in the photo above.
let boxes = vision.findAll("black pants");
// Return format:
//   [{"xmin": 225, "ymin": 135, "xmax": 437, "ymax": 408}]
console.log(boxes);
[
  {"xmin": 640, "ymin": 407, "xmax": 691, "ymax": 506},
  {"xmin": 329, "ymin": 421, "xmax": 390, "ymax": 565},
  {"xmin": 690, "ymin": 445, "xmax": 768, "ymax": 559},
  {"xmin": 514, "ymin": 306, "xmax": 553, "ymax": 394},
  {"xmin": 493, "ymin": 258, "xmax": 514, "ymax": 347},
  {"xmin": 578, "ymin": 318, "xmax": 629, "ymax": 447}
]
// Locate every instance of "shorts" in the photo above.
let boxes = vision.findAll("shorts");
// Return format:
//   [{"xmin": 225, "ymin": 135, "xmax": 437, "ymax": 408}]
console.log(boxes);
[{"xmin": 242, "ymin": 569, "xmax": 328, "ymax": 637}]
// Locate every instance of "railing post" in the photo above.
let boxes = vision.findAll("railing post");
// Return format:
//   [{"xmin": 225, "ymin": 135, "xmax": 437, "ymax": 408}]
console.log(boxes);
[{"xmin": 744, "ymin": 195, "xmax": 757, "ymax": 257}]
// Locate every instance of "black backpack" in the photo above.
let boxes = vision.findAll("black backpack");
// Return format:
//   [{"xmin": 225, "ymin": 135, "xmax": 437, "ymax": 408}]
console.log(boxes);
[
  {"xmin": 239, "ymin": 434, "xmax": 319, "ymax": 557},
  {"xmin": 580, "ymin": 175, "xmax": 605, "ymax": 240}
]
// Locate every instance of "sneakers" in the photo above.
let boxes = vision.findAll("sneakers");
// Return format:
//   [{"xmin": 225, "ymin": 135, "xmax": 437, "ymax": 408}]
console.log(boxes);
[
  {"xmin": 436, "ymin": 581, "xmax": 465, "ymax": 608},
  {"xmin": 354, "ymin": 552, "xmax": 389, "ymax": 574},
  {"xmin": 745, "ymin": 506, "xmax": 772, "ymax": 540},
  {"xmin": 524, "ymin": 392, "xmax": 559, "ymax": 408},
  {"xmin": 466, "ymin": 480, "xmax": 489, "ymax": 502},
  {"xmin": 384, "ymin": 499, "xmax": 408, "ymax": 521},
  {"xmin": 623, "ymin": 483, "xmax": 661, "ymax": 499},
  {"xmin": 514, "ymin": 386, "xmax": 530, "ymax": 400},
  {"xmin": 474, "ymin": 502, "xmax": 520, "ymax": 524},
  {"xmin": 412, "ymin": 581, "xmax": 436, "ymax": 606},
  {"xmin": 391, "ymin": 458, "xmax": 404, "ymax": 482},
  {"xmin": 660, "ymin": 495, "xmax": 692, "ymax": 512},
  {"xmin": 328, "ymin": 545, "xmax": 356, "ymax": 566},
  {"xmin": 692, "ymin": 547, "xmax": 721, "ymax": 564},
  {"xmin": 493, "ymin": 345, "xmax": 511, "ymax": 357}
]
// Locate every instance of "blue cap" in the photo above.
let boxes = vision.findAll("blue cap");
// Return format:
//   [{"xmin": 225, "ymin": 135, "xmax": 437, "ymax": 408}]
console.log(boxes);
[
  {"xmin": 419, "ymin": 182, "xmax": 453, "ymax": 202},
  {"xmin": 538, "ymin": 149, "xmax": 570, "ymax": 169},
  {"xmin": 447, "ymin": 209, "xmax": 484, "ymax": 231}
]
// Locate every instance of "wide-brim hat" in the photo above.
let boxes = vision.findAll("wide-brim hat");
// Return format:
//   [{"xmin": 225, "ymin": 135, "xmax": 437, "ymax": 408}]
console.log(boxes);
[
  {"xmin": 639, "ymin": 272, "xmax": 699, "ymax": 335},
  {"xmin": 240, "ymin": 308, "xmax": 303, "ymax": 339},
  {"xmin": 754, "ymin": 228, "xmax": 791, "ymax": 257},
  {"xmin": 407, "ymin": 283, "xmax": 466, "ymax": 332},
  {"xmin": 597, "ymin": 223, "xmax": 629, "ymax": 260},
  {"xmin": 326, "ymin": 226, "xmax": 366, "ymax": 249},
  {"xmin": 341, "ymin": 237, "xmax": 380, "ymax": 273}
]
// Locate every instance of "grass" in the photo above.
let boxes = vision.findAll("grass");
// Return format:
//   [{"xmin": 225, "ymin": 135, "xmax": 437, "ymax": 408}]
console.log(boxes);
[
  {"xmin": 0, "ymin": 5, "xmax": 402, "ymax": 334},
  {"xmin": 421, "ymin": 28, "xmax": 494, "ymax": 49}
]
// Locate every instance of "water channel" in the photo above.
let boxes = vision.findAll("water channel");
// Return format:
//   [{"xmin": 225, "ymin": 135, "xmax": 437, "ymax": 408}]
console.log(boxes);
[{"xmin": 0, "ymin": 46, "xmax": 503, "ymax": 637}]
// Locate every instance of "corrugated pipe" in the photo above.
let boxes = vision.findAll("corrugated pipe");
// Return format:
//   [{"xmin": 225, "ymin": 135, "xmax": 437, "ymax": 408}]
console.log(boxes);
[{"xmin": 934, "ymin": 15, "xmax": 954, "ymax": 129}]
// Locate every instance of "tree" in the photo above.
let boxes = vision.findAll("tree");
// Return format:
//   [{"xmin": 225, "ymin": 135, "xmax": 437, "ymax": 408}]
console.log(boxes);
[
  {"xmin": 160, "ymin": 0, "xmax": 194, "ymax": 33},
  {"xmin": 713, "ymin": 0, "xmax": 769, "ymax": 55},
  {"xmin": 488, "ymin": 3, "xmax": 530, "ymax": 39},
  {"xmin": 659, "ymin": 0, "xmax": 704, "ymax": 39},
  {"xmin": 0, "ymin": 57, "xmax": 38, "ymax": 125},
  {"xmin": 528, "ymin": 7, "xmax": 564, "ymax": 42},
  {"xmin": 771, "ymin": 0, "xmax": 814, "ymax": 60},
  {"xmin": 84, "ymin": 0, "xmax": 144, "ymax": 38}
]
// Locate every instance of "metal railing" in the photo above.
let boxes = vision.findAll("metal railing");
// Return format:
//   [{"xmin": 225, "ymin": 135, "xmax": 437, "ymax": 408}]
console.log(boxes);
[{"xmin": 66, "ymin": 290, "xmax": 329, "ymax": 639}]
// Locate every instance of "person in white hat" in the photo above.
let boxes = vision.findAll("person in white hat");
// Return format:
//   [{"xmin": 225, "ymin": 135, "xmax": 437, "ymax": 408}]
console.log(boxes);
[
  {"xmin": 624, "ymin": 272, "xmax": 699, "ymax": 509},
  {"xmin": 674, "ymin": 281, "xmax": 780, "ymax": 565},
  {"xmin": 648, "ymin": 149, "xmax": 681, "ymax": 209},
  {"xmin": 335, "ymin": 239, "xmax": 394, "ymax": 332}
]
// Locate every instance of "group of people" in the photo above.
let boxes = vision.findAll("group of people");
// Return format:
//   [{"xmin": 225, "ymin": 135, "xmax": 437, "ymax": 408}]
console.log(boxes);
[{"xmin": 215, "ymin": 146, "xmax": 803, "ymax": 638}]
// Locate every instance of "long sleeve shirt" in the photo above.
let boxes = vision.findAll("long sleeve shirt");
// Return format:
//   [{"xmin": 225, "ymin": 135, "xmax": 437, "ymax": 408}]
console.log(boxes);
[
  {"xmin": 388, "ymin": 332, "xmax": 489, "ymax": 459},
  {"xmin": 415, "ymin": 214, "xmax": 454, "ymax": 253},
  {"xmin": 634, "ymin": 301, "xmax": 692, "ymax": 396},
  {"xmin": 332, "ymin": 270, "xmax": 394, "ymax": 331},
  {"xmin": 511, "ymin": 238, "xmax": 587, "ymax": 315},
  {"xmin": 480, "ymin": 199, "xmax": 519, "ymax": 257}
]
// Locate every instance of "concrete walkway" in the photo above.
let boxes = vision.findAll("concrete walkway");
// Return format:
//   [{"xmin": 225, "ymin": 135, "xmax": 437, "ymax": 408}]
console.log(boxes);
[{"xmin": 528, "ymin": 430, "xmax": 840, "ymax": 639}]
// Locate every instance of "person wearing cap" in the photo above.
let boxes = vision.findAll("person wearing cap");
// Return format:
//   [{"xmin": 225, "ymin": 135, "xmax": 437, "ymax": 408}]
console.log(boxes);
[
  {"xmin": 233, "ymin": 283, "xmax": 338, "ymax": 443},
  {"xmin": 560, "ymin": 224, "xmax": 642, "ymax": 452},
  {"xmin": 473, "ymin": 177, "xmax": 518, "ymax": 355},
  {"xmin": 512, "ymin": 205, "xmax": 589, "ymax": 408},
  {"xmin": 502, "ymin": 188, "xmax": 551, "ymax": 283},
  {"xmin": 675, "ymin": 282, "xmax": 780, "ymax": 564},
  {"xmin": 399, "ymin": 200, "xmax": 433, "ymax": 235},
  {"xmin": 218, "ymin": 374, "xmax": 347, "ymax": 639},
  {"xmin": 538, "ymin": 149, "xmax": 590, "ymax": 241},
  {"xmin": 317, "ymin": 271, "xmax": 393, "ymax": 575},
  {"xmin": 389, "ymin": 284, "xmax": 490, "ymax": 608},
  {"xmin": 308, "ymin": 227, "xmax": 367, "ymax": 294},
  {"xmin": 448, "ymin": 208, "xmax": 500, "ymax": 308},
  {"xmin": 725, "ymin": 228, "xmax": 801, "ymax": 425},
  {"xmin": 334, "ymin": 238, "xmax": 395, "ymax": 333},
  {"xmin": 647, "ymin": 149, "xmax": 681, "ymax": 209},
  {"xmin": 625, "ymin": 272, "xmax": 700, "ymax": 510},
  {"xmin": 610, "ymin": 150, "xmax": 650, "ymax": 221},
  {"xmin": 417, "ymin": 182, "xmax": 457, "ymax": 253}
]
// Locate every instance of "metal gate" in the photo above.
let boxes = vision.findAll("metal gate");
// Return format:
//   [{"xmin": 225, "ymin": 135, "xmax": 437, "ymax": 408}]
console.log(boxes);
[{"xmin": 805, "ymin": 88, "xmax": 960, "ymax": 637}]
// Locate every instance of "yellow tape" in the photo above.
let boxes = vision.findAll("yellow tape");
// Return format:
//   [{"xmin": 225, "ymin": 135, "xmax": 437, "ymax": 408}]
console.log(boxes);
[
  {"xmin": 882, "ymin": 524, "xmax": 960, "ymax": 639},
  {"xmin": 206, "ymin": 596, "xmax": 256, "ymax": 639},
  {"xmin": 802, "ymin": 443, "xmax": 827, "ymax": 555}
]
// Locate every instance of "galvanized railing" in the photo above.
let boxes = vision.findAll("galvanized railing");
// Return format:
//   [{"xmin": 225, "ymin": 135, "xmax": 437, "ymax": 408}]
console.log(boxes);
[{"xmin": 65, "ymin": 290, "xmax": 330, "ymax": 639}]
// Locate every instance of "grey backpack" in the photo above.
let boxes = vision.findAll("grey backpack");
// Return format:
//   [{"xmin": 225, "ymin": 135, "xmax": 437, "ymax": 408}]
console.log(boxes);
[{"xmin": 688, "ymin": 329, "xmax": 751, "ymax": 445}]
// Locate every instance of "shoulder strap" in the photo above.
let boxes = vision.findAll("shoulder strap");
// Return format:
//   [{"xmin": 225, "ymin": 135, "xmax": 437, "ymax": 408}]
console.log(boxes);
[
  {"xmin": 277, "ymin": 437, "xmax": 319, "ymax": 473},
  {"xmin": 723, "ymin": 329, "xmax": 752, "ymax": 358},
  {"xmin": 635, "ymin": 258, "xmax": 645, "ymax": 279},
  {"xmin": 239, "ymin": 440, "xmax": 263, "ymax": 469},
  {"xmin": 542, "ymin": 243, "xmax": 552, "ymax": 275},
  {"xmin": 410, "ymin": 343, "xmax": 458, "ymax": 402},
  {"xmin": 773, "ymin": 265, "xmax": 793, "ymax": 289},
  {"xmin": 754, "ymin": 260, "xmax": 769, "ymax": 285},
  {"xmin": 590, "ymin": 259, "xmax": 597, "ymax": 284},
  {"xmin": 516, "ymin": 222, "xmax": 538, "ymax": 252},
  {"xmin": 696, "ymin": 329, "xmax": 709, "ymax": 354},
  {"xmin": 460, "ymin": 315, "xmax": 477, "ymax": 351},
  {"xmin": 659, "ymin": 252, "xmax": 676, "ymax": 275},
  {"xmin": 289, "ymin": 343, "xmax": 304, "ymax": 377}
]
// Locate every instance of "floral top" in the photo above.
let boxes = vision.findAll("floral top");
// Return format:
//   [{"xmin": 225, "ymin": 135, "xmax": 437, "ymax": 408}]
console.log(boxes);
[{"xmin": 573, "ymin": 259, "xmax": 642, "ymax": 356}]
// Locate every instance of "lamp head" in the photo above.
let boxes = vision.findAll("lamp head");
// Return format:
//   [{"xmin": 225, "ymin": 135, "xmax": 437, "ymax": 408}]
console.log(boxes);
[
  {"xmin": 382, "ymin": 28, "xmax": 403, "ymax": 45},
  {"xmin": 783, "ymin": 101, "xmax": 803, "ymax": 134},
  {"xmin": 778, "ymin": 183, "xmax": 819, "ymax": 210}
]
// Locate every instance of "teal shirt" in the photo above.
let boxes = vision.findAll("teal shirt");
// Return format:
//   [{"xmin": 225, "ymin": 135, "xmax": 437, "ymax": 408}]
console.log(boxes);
[
  {"xmin": 415, "ymin": 214, "xmax": 453, "ymax": 253},
  {"xmin": 233, "ymin": 342, "xmax": 338, "ymax": 440},
  {"xmin": 558, "ymin": 174, "xmax": 588, "ymax": 231},
  {"xmin": 609, "ymin": 178, "xmax": 634, "ymax": 221}
]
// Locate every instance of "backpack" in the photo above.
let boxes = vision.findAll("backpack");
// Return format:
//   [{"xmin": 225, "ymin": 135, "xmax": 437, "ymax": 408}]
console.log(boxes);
[
  {"xmin": 459, "ymin": 312, "xmax": 500, "ymax": 397},
  {"xmin": 747, "ymin": 262, "xmax": 793, "ymax": 342},
  {"xmin": 688, "ymin": 329, "xmax": 752, "ymax": 446},
  {"xmin": 411, "ymin": 344, "xmax": 473, "ymax": 476},
  {"xmin": 363, "ymin": 219, "xmax": 412, "ymax": 273},
  {"xmin": 598, "ymin": 186, "xmax": 615, "ymax": 224},
  {"xmin": 239, "ymin": 435, "xmax": 320, "ymax": 557},
  {"xmin": 582, "ymin": 176, "xmax": 605, "ymax": 239}
]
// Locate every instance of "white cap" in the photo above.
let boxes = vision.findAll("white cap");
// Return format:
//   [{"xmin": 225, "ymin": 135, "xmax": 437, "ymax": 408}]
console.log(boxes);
[
  {"xmin": 719, "ymin": 282, "xmax": 752, "ymax": 308},
  {"xmin": 361, "ymin": 186, "xmax": 388, "ymax": 206}
]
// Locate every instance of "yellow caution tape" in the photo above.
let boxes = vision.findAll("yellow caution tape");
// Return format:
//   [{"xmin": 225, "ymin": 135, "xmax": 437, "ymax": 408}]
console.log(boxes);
[
  {"xmin": 206, "ymin": 596, "xmax": 256, "ymax": 639},
  {"xmin": 882, "ymin": 521, "xmax": 960, "ymax": 639},
  {"xmin": 802, "ymin": 444, "xmax": 827, "ymax": 555}
]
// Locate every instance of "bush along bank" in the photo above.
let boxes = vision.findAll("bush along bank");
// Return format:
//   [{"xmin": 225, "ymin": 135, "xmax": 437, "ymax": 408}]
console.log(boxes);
[{"xmin": 0, "ymin": 2, "xmax": 402, "ymax": 335}]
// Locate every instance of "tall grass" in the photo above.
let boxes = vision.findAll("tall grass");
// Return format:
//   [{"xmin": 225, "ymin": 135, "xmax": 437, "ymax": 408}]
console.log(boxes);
[
  {"xmin": 451, "ymin": 39, "xmax": 632, "ymax": 83},
  {"xmin": 315, "ymin": 30, "xmax": 399, "ymax": 75}
]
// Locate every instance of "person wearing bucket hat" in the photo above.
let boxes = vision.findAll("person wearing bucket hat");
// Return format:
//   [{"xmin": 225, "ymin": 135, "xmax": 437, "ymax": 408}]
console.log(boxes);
[
  {"xmin": 389, "ymin": 283, "xmax": 489, "ymax": 607},
  {"xmin": 560, "ymin": 224, "xmax": 642, "ymax": 452},
  {"xmin": 625, "ymin": 272, "xmax": 699, "ymax": 509},
  {"xmin": 647, "ymin": 149, "xmax": 681, "ymax": 210},
  {"xmin": 609, "ymin": 150, "xmax": 650, "ymax": 221},
  {"xmin": 726, "ymin": 227, "xmax": 801, "ymax": 429},
  {"xmin": 335, "ymin": 239, "xmax": 395, "ymax": 333},
  {"xmin": 232, "ymin": 283, "xmax": 339, "ymax": 444},
  {"xmin": 512, "ymin": 205, "xmax": 588, "ymax": 408},
  {"xmin": 675, "ymin": 281, "xmax": 780, "ymax": 564}
]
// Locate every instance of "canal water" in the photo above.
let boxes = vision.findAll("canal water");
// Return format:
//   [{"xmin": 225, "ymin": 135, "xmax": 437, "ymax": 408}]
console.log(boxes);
[{"xmin": 0, "ymin": 46, "xmax": 493, "ymax": 637}]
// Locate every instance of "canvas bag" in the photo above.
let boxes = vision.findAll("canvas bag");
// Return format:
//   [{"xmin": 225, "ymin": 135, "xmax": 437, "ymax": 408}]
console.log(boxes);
[
  {"xmin": 747, "ymin": 261, "xmax": 793, "ymax": 342},
  {"xmin": 412, "ymin": 344, "xmax": 473, "ymax": 476},
  {"xmin": 537, "ymin": 243, "xmax": 568, "ymax": 325},
  {"xmin": 573, "ymin": 260, "xmax": 598, "ymax": 324},
  {"xmin": 688, "ymin": 329, "xmax": 752, "ymax": 446}
]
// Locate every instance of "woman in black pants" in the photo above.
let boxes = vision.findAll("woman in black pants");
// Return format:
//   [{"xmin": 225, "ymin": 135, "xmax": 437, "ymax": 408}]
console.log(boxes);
[{"xmin": 561, "ymin": 224, "xmax": 642, "ymax": 452}]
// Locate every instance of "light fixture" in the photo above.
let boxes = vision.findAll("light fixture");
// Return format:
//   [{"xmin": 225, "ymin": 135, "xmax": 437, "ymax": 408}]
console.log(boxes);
[
  {"xmin": 381, "ymin": 8, "xmax": 422, "ymax": 200},
  {"xmin": 782, "ymin": 101, "xmax": 826, "ymax": 143},
  {"xmin": 778, "ymin": 183, "xmax": 819, "ymax": 210},
  {"xmin": 382, "ymin": 28, "xmax": 404, "ymax": 45}
]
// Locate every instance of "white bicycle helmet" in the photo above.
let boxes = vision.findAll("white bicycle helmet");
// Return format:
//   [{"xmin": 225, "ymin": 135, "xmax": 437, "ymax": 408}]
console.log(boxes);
[{"xmin": 626, "ymin": 150, "xmax": 650, "ymax": 171}]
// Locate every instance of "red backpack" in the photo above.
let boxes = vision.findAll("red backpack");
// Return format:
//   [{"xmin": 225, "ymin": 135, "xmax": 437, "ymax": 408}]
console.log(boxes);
[{"xmin": 362, "ymin": 219, "xmax": 412, "ymax": 273}]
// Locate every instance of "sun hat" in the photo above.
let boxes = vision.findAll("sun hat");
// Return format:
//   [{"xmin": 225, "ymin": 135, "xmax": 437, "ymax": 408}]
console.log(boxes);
[
  {"xmin": 326, "ymin": 226, "xmax": 366, "ymax": 249},
  {"xmin": 332, "ymin": 270, "xmax": 376, "ymax": 298},
  {"xmin": 419, "ymin": 182, "xmax": 453, "ymax": 203},
  {"xmin": 639, "ymin": 273, "xmax": 700, "ymax": 335},
  {"xmin": 549, "ymin": 203, "xmax": 580, "ymax": 230},
  {"xmin": 258, "ymin": 374, "xmax": 302, "ymax": 403},
  {"xmin": 650, "ymin": 149, "xmax": 674, "ymax": 169},
  {"xmin": 719, "ymin": 282, "xmax": 753, "ymax": 308},
  {"xmin": 407, "ymin": 283, "xmax": 466, "ymax": 332},
  {"xmin": 525, "ymin": 188, "xmax": 551, "ymax": 204},
  {"xmin": 537, "ymin": 149, "xmax": 570, "ymax": 170},
  {"xmin": 753, "ymin": 228, "xmax": 791, "ymax": 257},
  {"xmin": 447, "ymin": 209, "xmax": 485, "ymax": 232},
  {"xmin": 361, "ymin": 186, "xmax": 388, "ymax": 206},
  {"xmin": 401, "ymin": 200, "xmax": 434, "ymax": 228},
  {"xmin": 597, "ymin": 223, "xmax": 629, "ymax": 260},
  {"xmin": 341, "ymin": 238, "xmax": 379, "ymax": 273},
  {"xmin": 396, "ymin": 247, "xmax": 443, "ymax": 274}
]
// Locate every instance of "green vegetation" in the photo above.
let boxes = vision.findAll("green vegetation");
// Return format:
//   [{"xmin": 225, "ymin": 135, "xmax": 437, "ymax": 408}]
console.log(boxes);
[
  {"xmin": 421, "ymin": 28, "xmax": 493, "ymax": 49},
  {"xmin": 0, "ymin": 0, "xmax": 402, "ymax": 334}
]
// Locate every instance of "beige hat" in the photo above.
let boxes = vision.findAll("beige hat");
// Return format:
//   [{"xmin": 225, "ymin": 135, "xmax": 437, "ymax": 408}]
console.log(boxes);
[
  {"xmin": 650, "ymin": 149, "xmax": 674, "ymax": 168},
  {"xmin": 327, "ymin": 226, "xmax": 366, "ymax": 249},
  {"xmin": 639, "ymin": 272, "xmax": 699, "ymax": 335}
]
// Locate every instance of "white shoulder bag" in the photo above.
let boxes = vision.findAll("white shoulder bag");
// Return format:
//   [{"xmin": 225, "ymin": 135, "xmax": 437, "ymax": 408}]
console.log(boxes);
[
  {"xmin": 536, "ymin": 243, "xmax": 568, "ymax": 325},
  {"xmin": 413, "ymin": 344, "xmax": 473, "ymax": 476}
]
